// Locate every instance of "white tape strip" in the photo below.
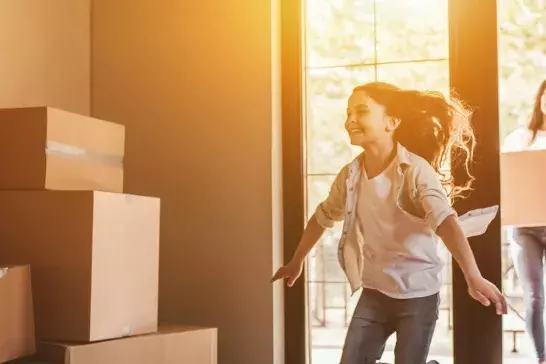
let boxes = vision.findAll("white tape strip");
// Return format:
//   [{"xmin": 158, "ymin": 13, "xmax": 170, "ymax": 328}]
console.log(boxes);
[{"xmin": 46, "ymin": 141, "xmax": 123, "ymax": 167}]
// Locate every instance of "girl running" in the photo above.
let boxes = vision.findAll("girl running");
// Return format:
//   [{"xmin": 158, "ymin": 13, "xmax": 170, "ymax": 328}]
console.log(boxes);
[{"xmin": 272, "ymin": 82, "xmax": 507, "ymax": 364}]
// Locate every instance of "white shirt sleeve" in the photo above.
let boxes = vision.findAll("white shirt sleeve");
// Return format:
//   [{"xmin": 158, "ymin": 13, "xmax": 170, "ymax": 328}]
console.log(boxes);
[
  {"xmin": 412, "ymin": 162, "xmax": 457, "ymax": 231},
  {"xmin": 314, "ymin": 166, "xmax": 348, "ymax": 229}
]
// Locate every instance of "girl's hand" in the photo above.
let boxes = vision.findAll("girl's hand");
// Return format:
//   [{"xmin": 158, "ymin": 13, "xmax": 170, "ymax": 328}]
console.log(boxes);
[
  {"xmin": 271, "ymin": 259, "xmax": 304, "ymax": 287},
  {"xmin": 467, "ymin": 275, "xmax": 508, "ymax": 315}
]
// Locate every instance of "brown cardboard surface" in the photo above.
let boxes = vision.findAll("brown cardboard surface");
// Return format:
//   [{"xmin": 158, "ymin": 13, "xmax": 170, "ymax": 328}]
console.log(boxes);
[
  {"xmin": 501, "ymin": 150, "xmax": 546, "ymax": 226},
  {"xmin": 35, "ymin": 325, "xmax": 217, "ymax": 364},
  {"xmin": 0, "ymin": 107, "xmax": 124, "ymax": 192},
  {"xmin": 0, "ymin": 191, "xmax": 160, "ymax": 342},
  {"xmin": 0, "ymin": 265, "xmax": 36, "ymax": 362}
]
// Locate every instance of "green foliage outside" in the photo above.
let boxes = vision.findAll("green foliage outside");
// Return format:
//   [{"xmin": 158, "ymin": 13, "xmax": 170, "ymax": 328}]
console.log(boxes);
[
  {"xmin": 498, "ymin": 0, "xmax": 546, "ymax": 140},
  {"xmin": 305, "ymin": 0, "xmax": 546, "ymax": 178}
]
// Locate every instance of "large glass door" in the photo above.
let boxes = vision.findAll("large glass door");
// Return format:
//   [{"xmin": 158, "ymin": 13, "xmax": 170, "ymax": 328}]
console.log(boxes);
[{"xmin": 302, "ymin": 1, "xmax": 452, "ymax": 362}]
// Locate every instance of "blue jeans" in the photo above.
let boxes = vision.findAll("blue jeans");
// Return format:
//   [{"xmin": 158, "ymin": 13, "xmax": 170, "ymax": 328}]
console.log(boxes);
[
  {"xmin": 512, "ymin": 227, "xmax": 546, "ymax": 362},
  {"xmin": 340, "ymin": 288, "xmax": 439, "ymax": 364}
]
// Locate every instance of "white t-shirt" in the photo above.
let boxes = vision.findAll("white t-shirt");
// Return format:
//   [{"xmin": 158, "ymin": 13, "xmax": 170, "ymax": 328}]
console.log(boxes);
[
  {"xmin": 357, "ymin": 160, "xmax": 443, "ymax": 299},
  {"xmin": 502, "ymin": 127, "xmax": 546, "ymax": 152}
]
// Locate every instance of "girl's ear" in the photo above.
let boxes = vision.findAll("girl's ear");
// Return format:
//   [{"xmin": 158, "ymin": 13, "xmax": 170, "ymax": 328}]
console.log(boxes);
[{"xmin": 385, "ymin": 116, "xmax": 401, "ymax": 132}]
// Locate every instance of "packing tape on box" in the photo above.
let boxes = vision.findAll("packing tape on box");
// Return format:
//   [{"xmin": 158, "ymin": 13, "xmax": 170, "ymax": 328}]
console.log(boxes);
[
  {"xmin": 0, "ymin": 267, "xmax": 7, "ymax": 279},
  {"xmin": 122, "ymin": 326, "xmax": 133, "ymax": 337},
  {"xmin": 46, "ymin": 141, "xmax": 123, "ymax": 167}
]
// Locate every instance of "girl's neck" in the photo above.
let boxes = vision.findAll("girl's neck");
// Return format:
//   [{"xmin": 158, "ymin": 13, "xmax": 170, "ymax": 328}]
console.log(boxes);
[{"xmin": 363, "ymin": 140, "xmax": 397, "ymax": 179}]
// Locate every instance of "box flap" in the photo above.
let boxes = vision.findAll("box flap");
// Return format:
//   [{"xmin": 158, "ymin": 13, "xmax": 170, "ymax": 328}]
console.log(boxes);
[{"xmin": 37, "ymin": 326, "xmax": 217, "ymax": 364}]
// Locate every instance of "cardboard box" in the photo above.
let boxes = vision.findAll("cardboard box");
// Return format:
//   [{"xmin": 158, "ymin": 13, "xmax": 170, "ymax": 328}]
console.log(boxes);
[
  {"xmin": 501, "ymin": 150, "xmax": 546, "ymax": 226},
  {"xmin": 0, "ymin": 265, "xmax": 35, "ymax": 362},
  {"xmin": 34, "ymin": 326, "xmax": 217, "ymax": 364},
  {"xmin": 0, "ymin": 107, "xmax": 124, "ymax": 192},
  {"xmin": 0, "ymin": 191, "xmax": 160, "ymax": 343}
]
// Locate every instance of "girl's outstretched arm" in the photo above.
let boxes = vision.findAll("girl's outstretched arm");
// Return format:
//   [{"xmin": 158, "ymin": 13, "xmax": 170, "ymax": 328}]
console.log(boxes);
[
  {"xmin": 271, "ymin": 165, "xmax": 349, "ymax": 286},
  {"xmin": 270, "ymin": 214, "xmax": 325, "ymax": 286},
  {"xmin": 437, "ymin": 215, "xmax": 507, "ymax": 315},
  {"xmin": 413, "ymin": 160, "xmax": 507, "ymax": 315}
]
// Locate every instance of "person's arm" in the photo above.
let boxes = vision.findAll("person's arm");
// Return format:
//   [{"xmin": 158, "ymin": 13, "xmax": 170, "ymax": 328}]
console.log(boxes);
[
  {"xmin": 297, "ymin": 164, "xmax": 348, "ymax": 256},
  {"xmin": 436, "ymin": 215, "xmax": 481, "ymax": 279},
  {"xmin": 271, "ymin": 166, "xmax": 348, "ymax": 286},
  {"xmin": 290, "ymin": 214, "xmax": 326, "ymax": 264},
  {"xmin": 436, "ymin": 216, "xmax": 506, "ymax": 314},
  {"xmin": 270, "ymin": 215, "xmax": 327, "ymax": 286},
  {"xmin": 413, "ymin": 162, "xmax": 507, "ymax": 315}
]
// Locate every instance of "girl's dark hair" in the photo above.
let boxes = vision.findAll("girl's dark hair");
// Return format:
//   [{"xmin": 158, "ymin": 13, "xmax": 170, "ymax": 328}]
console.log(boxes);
[
  {"xmin": 353, "ymin": 82, "xmax": 476, "ymax": 201},
  {"xmin": 527, "ymin": 80, "xmax": 546, "ymax": 144}
]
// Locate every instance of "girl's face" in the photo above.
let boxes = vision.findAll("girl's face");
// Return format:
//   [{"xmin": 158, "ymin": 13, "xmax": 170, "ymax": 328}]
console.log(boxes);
[{"xmin": 345, "ymin": 90, "xmax": 399, "ymax": 147}]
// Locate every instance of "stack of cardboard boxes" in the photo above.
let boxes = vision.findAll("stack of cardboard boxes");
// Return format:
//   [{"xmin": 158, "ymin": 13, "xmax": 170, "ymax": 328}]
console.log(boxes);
[{"xmin": 0, "ymin": 107, "xmax": 217, "ymax": 364}]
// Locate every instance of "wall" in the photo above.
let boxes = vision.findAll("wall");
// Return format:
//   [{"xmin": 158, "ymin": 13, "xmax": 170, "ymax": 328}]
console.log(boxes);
[
  {"xmin": 91, "ymin": 2, "xmax": 281, "ymax": 364},
  {"xmin": 0, "ymin": 0, "xmax": 90, "ymax": 115}
]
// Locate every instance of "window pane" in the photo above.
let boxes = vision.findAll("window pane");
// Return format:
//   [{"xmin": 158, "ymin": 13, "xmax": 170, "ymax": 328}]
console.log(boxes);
[
  {"xmin": 376, "ymin": 60, "xmax": 449, "ymax": 93},
  {"xmin": 307, "ymin": 281, "xmax": 325, "ymax": 326},
  {"xmin": 307, "ymin": 174, "xmax": 335, "ymax": 215},
  {"xmin": 306, "ymin": 67, "xmax": 373, "ymax": 175},
  {"xmin": 307, "ymin": 176, "xmax": 346, "ymax": 318},
  {"xmin": 307, "ymin": 230, "xmax": 346, "ymax": 282},
  {"xmin": 308, "ymin": 282, "xmax": 351, "ymax": 324},
  {"xmin": 307, "ymin": 234, "xmax": 347, "ymax": 328},
  {"xmin": 311, "ymin": 348, "xmax": 343, "ymax": 364},
  {"xmin": 324, "ymin": 282, "xmax": 349, "ymax": 309},
  {"xmin": 307, "ymin": 230, "xmax": 345, "ymax": 284},
  {"xmin": 497, "ymin": 0, "xmax": 546, "ymax": 141},
  {"xmin": 306, "ymin": 0, "xmax": 375, "ymax": 68},
  {"xmin": 376, "ymin": 0, "xmax": 448, "ymax": 63}
]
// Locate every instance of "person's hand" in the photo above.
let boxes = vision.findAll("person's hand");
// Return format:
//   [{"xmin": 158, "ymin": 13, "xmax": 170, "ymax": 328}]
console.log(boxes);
[
  {"xmin": 271, "ymin": 259, "xmax": 304, "ymax": 287},
  {"xmin": 467, "ymin": 275, "xmax": 507, "ymax": 315}
]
